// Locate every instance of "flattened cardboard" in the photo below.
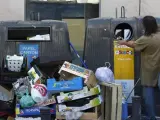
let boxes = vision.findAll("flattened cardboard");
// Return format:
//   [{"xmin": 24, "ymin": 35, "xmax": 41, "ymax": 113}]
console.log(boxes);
[
  {"xmin": 28, "ymin": 65, "xmax": 45, "ymax": 85},
  {"xmin": 47, "ymin": 77, "xmax": 83, "ymax": 93},
  {"xmin": 56, "ymin": 106, "xmax": 101, "ymax": 120},
  {"xmin": 34, "ymin": 96, "xmax": 56, "ymax": 107},
  {"xmin": 57, "ymin": 85, "xmax": 101, "ymax": 103},
  {"xmin": 60, "ymin": 86, "xmax": 88, "ymax": 96},
  {"xmin": 15, "ymin": 104, "xmax": 56, "ymax": 116},
  {"xmin": 58, "ymin": 95, "xmax": 102, "ymax": 112}
]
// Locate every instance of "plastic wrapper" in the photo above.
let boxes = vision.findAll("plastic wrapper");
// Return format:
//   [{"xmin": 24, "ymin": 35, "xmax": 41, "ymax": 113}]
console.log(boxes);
[{"xmin": 31, "ymin": 84, "xmax": 48, "ymax": 103}]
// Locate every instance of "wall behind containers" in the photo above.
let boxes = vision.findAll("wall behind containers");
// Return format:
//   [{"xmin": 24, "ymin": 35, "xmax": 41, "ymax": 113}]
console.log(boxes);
[
  {"xmin": 63, "ymin": 19, "xmax": 85, "ymax": 65},
  {"xmin": 0, "ymin": 0, "xmax": 24, "ymax": 20},
  {"xmin": 25, "ymin": 0, "xmax": 99, "ymax": 65},
  {"xmin": 100, "ymin": 0, "xmax": 160, "ymax": 18}
]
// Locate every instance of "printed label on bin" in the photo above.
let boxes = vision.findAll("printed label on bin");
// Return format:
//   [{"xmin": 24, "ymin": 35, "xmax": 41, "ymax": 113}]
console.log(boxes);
[
  {"xmin": 114, "ymin": 41, "xmax": 134, "ymax": 79},
  {"xmin": 114, "ymin": 40, "xmax": 134, "ymax": 103},
  {"xmin": 19, "ymin": 44, "xmax": 39, "ymax": 68}
]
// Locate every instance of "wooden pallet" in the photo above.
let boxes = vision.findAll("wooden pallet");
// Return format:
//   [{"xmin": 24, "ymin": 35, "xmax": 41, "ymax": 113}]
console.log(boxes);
[{"xmin": 100, "ymin": 82, "xmax": 122, "ymax": 120}]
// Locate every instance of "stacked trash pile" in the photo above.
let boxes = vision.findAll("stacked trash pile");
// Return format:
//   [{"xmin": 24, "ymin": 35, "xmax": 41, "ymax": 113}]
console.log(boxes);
[
  {"xmin": 10, "ymin": 54, "xmax": 102, "ymax": 119},
  {"xmin": 13, "ymin": 65, "xmax": 56, "ymax": 117},
  {"xmin": 53, "ymin": 61, "xmax": 102, "ymax": 119}
]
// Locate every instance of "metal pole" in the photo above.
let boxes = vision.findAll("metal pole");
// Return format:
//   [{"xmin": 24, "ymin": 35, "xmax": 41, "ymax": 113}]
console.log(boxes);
[
  {"xmin": 115, "ymin": 8, "xmax": 118, "ymax": 18},
  {"xmin": 132, "ymin": 96, "xmax": 141, "ymax": 120},
  {"xmin": 139, "ymin": 0, "xmax": 141, "ymax": 16}
]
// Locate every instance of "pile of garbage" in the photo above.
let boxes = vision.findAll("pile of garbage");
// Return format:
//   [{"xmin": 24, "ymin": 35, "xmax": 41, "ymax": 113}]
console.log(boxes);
[{"xmin": 11, "ymin": 56, "xmax": 103, "ymax": 119}]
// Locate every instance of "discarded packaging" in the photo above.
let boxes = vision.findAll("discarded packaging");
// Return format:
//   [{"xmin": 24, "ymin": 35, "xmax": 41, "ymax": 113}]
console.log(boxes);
[
  {"xmin": 16, "ymin": 104, "xmax": 55, "ymax": 116},
  {"xmin": 12, "ymin": 77, "xmax": 31, "ymax": 98},
  {"xmin": 60, "ymin": 86, "xmax": 88, "ymax": 96},
  {"xmin": 47, "ymin": 77, "xmax": 83, "ymax": 93},
  {"xmin": 27, "ymin": 34, "xmax": 50, "ymax": 41},
  {"xmin": 28, "ymin": 66, "xmax": 45, "ymax": 85},
  {"xmin": 58, "ymin": 61, "xmax": 97, "ymax": 88},
  {"xmin": 20, "ymin": 93, "xmax": 35, "ymax": 108},
  {"xmin": 57, "ymin": 85, "xmax": 101, "ymax": 103},
  {"xmin": 34, "ymin": 96, "xmax": 56, "ymax": 107},
  {"xmin": 31, "ymin": 84, "xmax": 48, "ymax": 103},
  {"xmin": 58, "ymin": 95, "xmax": 102, "ymax": 112}
]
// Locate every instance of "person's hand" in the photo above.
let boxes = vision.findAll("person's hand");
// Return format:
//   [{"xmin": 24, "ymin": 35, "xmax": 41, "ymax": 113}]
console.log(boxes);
[{"xmin": 117, "ymin": 40, "xmax": 127, "ymax": 45}]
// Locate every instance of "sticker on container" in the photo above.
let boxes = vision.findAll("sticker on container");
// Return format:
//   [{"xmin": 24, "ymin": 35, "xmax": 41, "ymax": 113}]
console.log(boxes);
[{"xmin": 19, "ymin": 44, "xmax": 39, "ymax": 68}]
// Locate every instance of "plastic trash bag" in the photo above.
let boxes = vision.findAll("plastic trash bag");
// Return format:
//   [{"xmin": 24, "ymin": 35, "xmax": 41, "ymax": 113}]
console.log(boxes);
[
  {"xmin": 95, "ymin": 62, "xmax": 115, "ymax": 83},
  {"xmin": 31, "ymin": 84, "xmax": 48, "ymax": 103},
  {"xmin": 20, "ymin": 92, "xmax": 35, "ymax": 108}
]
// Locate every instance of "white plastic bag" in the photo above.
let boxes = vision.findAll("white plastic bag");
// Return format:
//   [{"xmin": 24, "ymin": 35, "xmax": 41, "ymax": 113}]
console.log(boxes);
[{"xmin": 95, "ymin": 62, "xmax": 115, "ymax": 83}]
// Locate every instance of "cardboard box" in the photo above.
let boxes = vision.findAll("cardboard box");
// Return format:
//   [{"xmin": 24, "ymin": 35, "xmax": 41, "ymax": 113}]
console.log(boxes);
[
  {"xmin": 58, "ymin": 61, "xmax": 98, "ymax": 88},
  {"xmin": 56, "ymin": 106, "xmax": 101, "ymax": 120},
  {"xmin": 56, "ymin": 95, "xmax": 102, "ymax": 120},
  {"xmin": 57, "ymin": 85, "xmax": 101, "ymax": 103},
  {"xmin": 58, "ymin": 95, "xmax": 102, "ymax": 112},
  {"xmin": 15, "ymin": 104, "xmax": 56, "ymax": 117},
  {"xmin": 47, "ymin": 77, "xmax": 83, "ymax": 94},
  {"xmin": 34, "ymin": 96, "xmax": 56, "ymax": 107}
]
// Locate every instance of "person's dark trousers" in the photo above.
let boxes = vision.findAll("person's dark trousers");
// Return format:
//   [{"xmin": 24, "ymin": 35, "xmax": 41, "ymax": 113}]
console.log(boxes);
[{"xmin": 143, "ymin": 86, "xmax": 157, "ymax": 120}]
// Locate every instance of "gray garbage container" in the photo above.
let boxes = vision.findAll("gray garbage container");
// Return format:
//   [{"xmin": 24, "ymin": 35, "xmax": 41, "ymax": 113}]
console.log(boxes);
[
  {"xmin": 0, "ymin": 20, "xmax": 72, "ymax": 83},
  {"xmin": 83, "ymin": 17, "xmax": 160, "ymax": 116}
]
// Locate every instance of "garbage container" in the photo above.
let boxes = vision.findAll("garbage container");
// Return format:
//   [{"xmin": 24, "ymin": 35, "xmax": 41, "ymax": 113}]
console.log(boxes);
[
  {"xmin": 83, "ymin": 17, "xmax": 160, "ymax": 116},
  {"xmin": 0, "ymin": 20, "xmax": 72, "ymax": 83}
]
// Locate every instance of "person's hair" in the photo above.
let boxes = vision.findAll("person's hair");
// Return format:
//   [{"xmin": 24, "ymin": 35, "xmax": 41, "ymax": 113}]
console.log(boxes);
[{"xmin": 142, "ymin": 16, "xmax": 158, "ymax": 36}]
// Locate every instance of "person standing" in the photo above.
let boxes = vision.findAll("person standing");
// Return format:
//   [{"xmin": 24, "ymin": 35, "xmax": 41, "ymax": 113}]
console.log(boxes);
[{"xmin": 118, "ymin": 16, "xmax": 160, "ymax": 120}]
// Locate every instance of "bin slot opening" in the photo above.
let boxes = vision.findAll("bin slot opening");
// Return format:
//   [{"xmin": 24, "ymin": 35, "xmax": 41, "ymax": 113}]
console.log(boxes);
[
  {"xmin": 114, "ymin": 23, "xmax": 133, "ymax": 40},
  {"xmin": 8, "ymin": 27, "xmax": 51, "ymax": 41}
]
